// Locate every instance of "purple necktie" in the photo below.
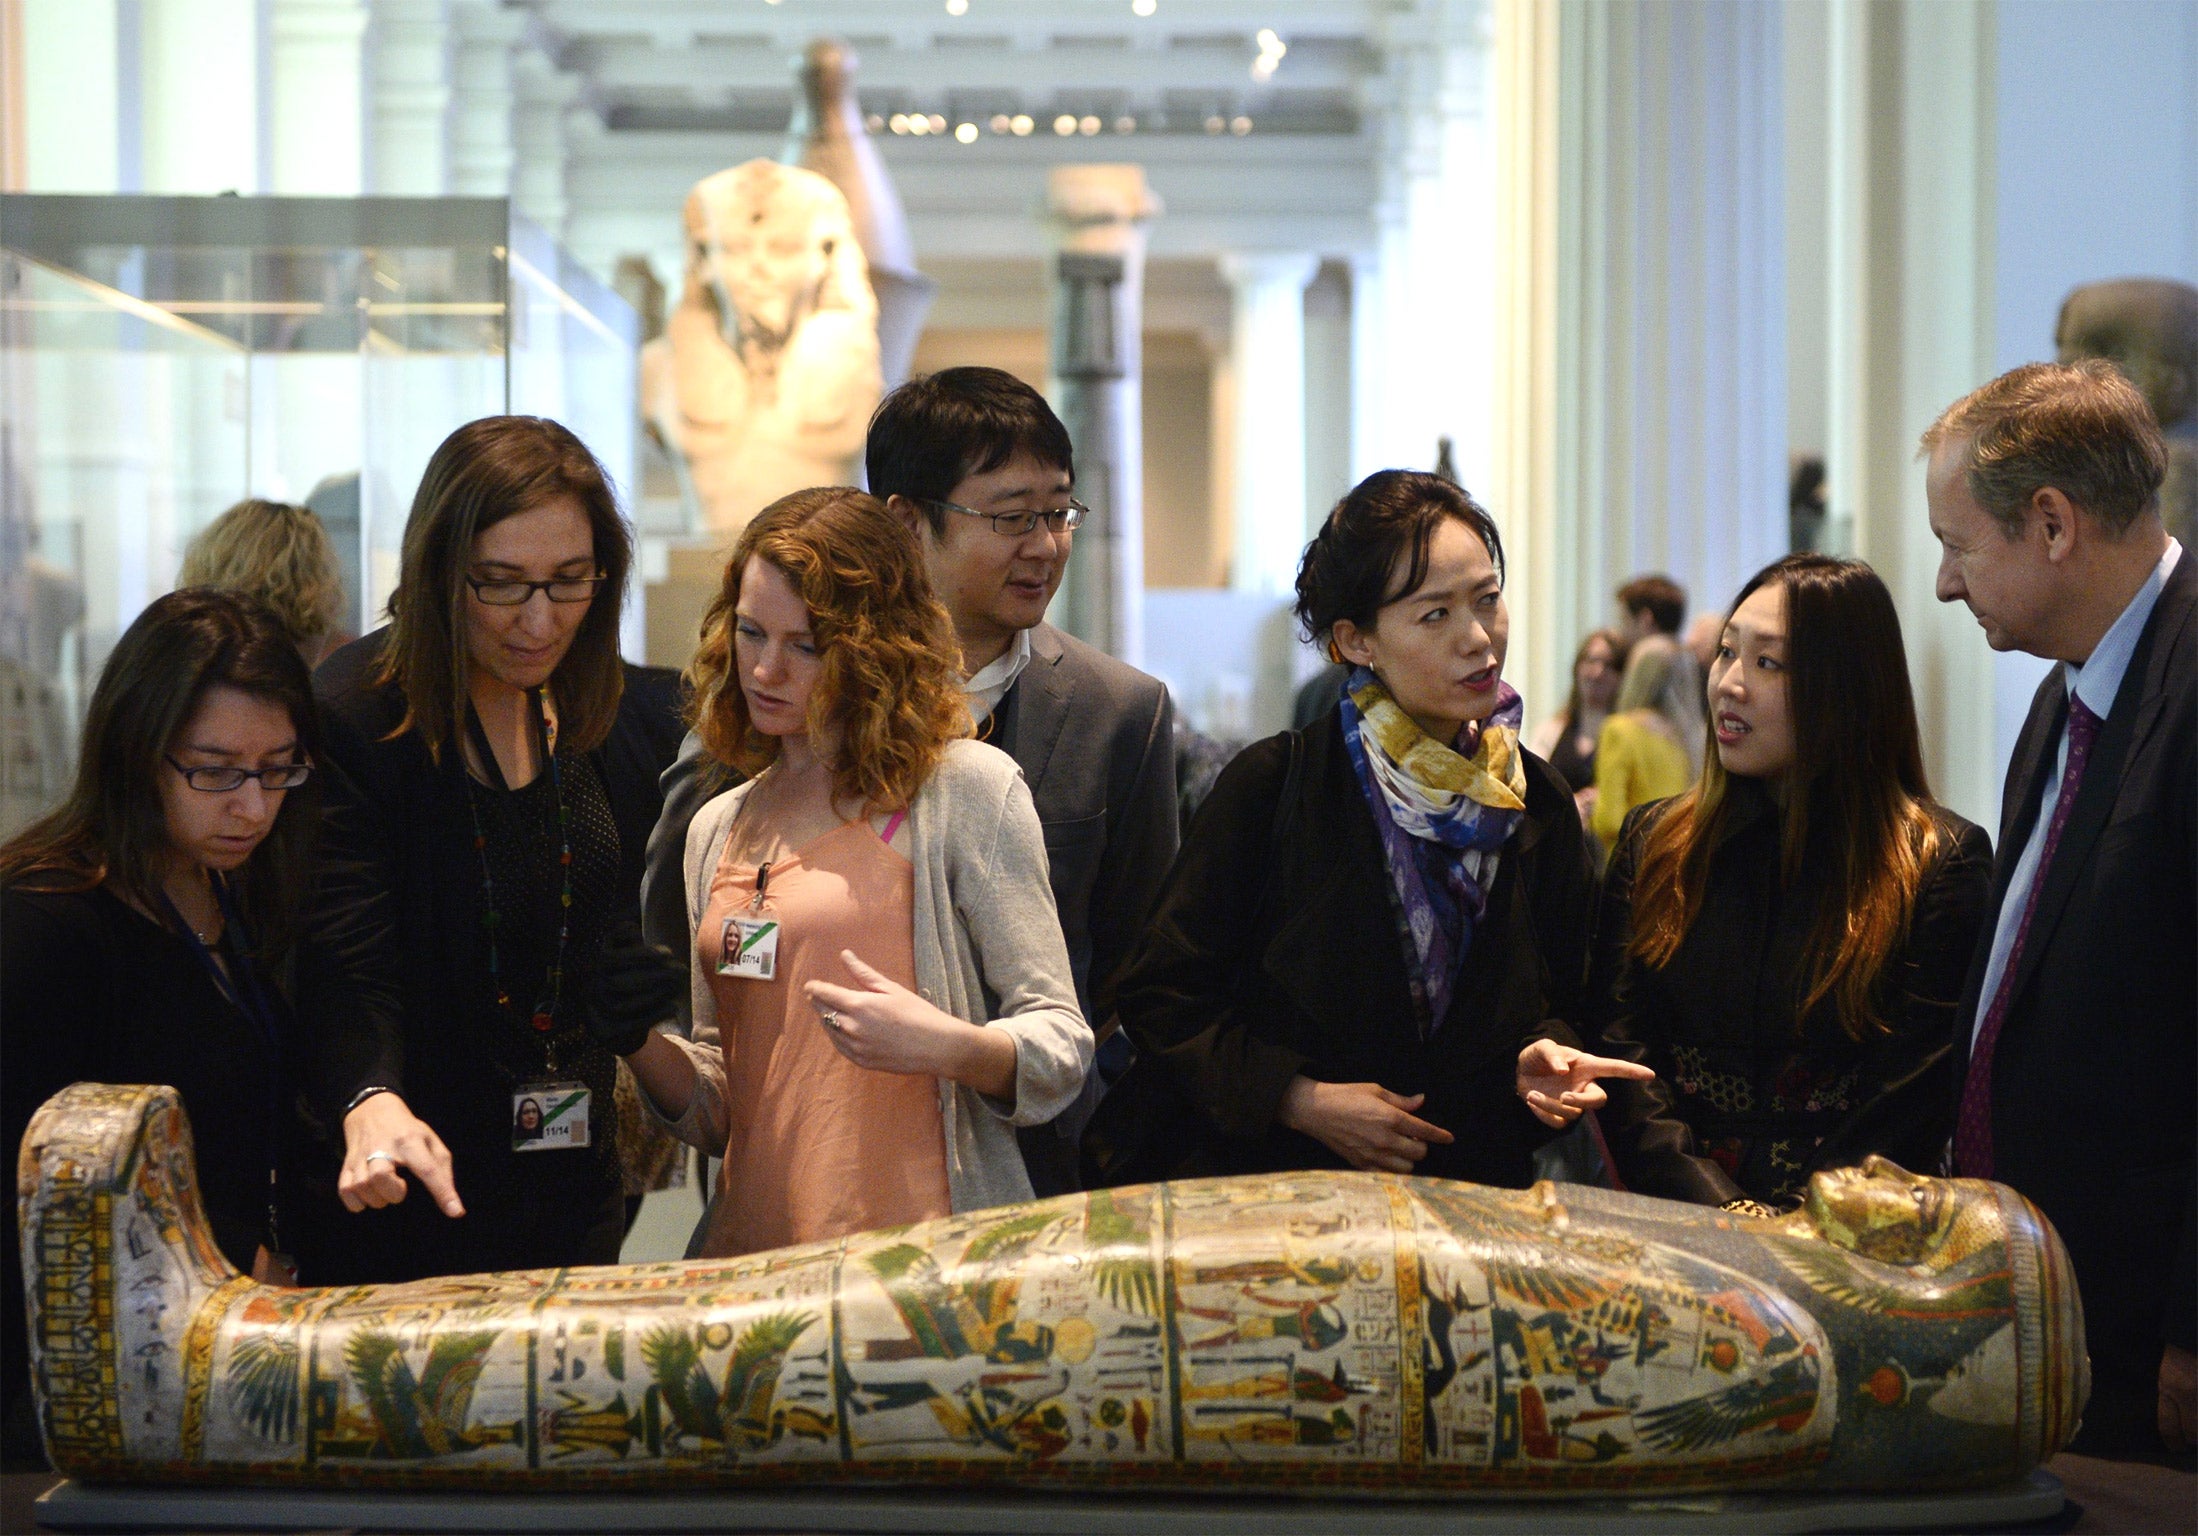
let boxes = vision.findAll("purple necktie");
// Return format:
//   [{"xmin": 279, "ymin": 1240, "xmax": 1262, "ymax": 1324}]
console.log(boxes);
[{"xmin": 1953, "ymin": 694, "xmax": 2103, "ymax": 1180}]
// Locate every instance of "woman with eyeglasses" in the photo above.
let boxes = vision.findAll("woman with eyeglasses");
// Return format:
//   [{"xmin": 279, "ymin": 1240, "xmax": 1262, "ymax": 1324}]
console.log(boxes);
[
  {"xmin": 2, "ymin": 589, "xmax": 321, "ymax": 1466},
  {"xmin": 296, "ymin": 415, "xmax": 686, "ymax": 1285}
]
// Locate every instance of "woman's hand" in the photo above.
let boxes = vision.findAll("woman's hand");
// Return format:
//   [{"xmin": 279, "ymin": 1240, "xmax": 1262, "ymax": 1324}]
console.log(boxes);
[
  {"xmin": 339, "ymin": 1092, "xmax": 465, "ymax": 1217},
  {"xmin": 1515, "ymin": 1039, "xmax": 1656, "ymax": 1129},
  {"xmin": 806, "ymin": 950, "xmax": 1018, "ymax": 1100},
  {"xmin": 1277, "ymin": 1077, "xmax": 1454, "ymax": 1174}
]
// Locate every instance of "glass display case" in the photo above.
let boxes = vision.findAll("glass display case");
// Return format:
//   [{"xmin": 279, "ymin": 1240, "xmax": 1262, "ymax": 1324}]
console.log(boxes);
[{"xmin": 0, "ymin": 194, "xmax": 638, "ymax": 833}]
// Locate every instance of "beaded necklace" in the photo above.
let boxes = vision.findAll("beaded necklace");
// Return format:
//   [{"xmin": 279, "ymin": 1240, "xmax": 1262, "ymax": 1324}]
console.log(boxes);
[{"xmin": 464, "ymin": 688, "xmax": 573, "ymax": 1066}]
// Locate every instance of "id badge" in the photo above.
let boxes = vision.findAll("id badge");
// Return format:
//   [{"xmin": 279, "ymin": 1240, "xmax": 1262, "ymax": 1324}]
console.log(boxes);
[
  {"xmin": 718, "ymin": 914, "xmax": 779, "ymax": 980},
  {"xmin": 513, "ymin": 1081, "xmax": 590, "ymax": 1152}
]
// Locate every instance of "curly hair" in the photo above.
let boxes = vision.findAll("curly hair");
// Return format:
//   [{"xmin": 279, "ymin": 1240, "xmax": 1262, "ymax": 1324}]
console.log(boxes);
[
  {"xmin": 685, "ymin": 487, "xmax": 970, "ymax": 812},
  {"xmin": 177, "ymin": 499, "xmax": 344, "ymax": 652}
]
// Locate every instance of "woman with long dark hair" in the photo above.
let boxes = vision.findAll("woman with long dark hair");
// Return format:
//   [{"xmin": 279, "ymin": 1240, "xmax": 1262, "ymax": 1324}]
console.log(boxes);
[
  {"xmin": 299, "ymin": 415, "xmax": 684, "ymax": 1283},
  {"xmin": 2, "ymin": 589, "xmax": 321, "ymax": 1462},
  {"xmin": 1096, "ymin": 470, "xmax": 1620, "ymax": 1187},
  {"xmin": 620, "ymin": 487, "xmax": 1090, "ymax": 1257},
  {"xmin": 1518, "ymin": 554, "xmax": 1993, "ymax": 1211},
  {"xmin": 1528, "ymin": 627, "xmax": 1625, "ymax": 820}
]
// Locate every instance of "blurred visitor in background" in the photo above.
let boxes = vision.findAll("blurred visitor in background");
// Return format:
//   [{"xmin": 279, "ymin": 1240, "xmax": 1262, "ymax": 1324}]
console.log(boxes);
[
  {"xmin": 178, "ymin": 498, "xmax": 352, "ymax": 669},
  {"xmin": 1520, "ymin": 555, "xmax": 1989, "ymax": 1220},
  {"xmin": 1095, "ymin": 471, "xmax": 1594, "ymax": 1190},
  {"xmin": 1588, "ymin": 635, "xmax": 1696, "ymax": 852},
  {"xmin": 2, "ymin": 590, "xmax": 321, "ymax": 1466},
  {"xmin": 1529, "ymin": 627, "xmax": 1625, "ymax": 821},
  {"xmin": 622, "ymin": 487, "xmax": 1089, "ymax": 1257}
]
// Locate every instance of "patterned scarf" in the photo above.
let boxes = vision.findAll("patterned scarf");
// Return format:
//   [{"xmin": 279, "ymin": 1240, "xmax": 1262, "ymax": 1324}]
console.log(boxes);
[{"xmin": 1339, "ymin": 666, "xmax": 1528, "ymax": 1035}]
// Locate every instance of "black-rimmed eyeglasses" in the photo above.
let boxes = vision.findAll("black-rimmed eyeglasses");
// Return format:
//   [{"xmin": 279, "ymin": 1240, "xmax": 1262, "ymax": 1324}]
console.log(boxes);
[
  {"xmin": 465, "ymin": 575, "xmax": 606, "ymax": 606},
  {"xmin": 166, "ymin": 758, "xmax": 313, "ymax": 793},
  {"xmin": 921, "ymin": 498, "xmax": 1088, "ymax": 538}
]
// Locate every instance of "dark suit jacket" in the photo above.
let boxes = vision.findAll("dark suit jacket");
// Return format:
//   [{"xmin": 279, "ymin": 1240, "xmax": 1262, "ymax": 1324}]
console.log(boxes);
[
  {"xmin": 1105, "ymin": 715, "xmax": 1590, "ymax": 1187},
  {"xmin": 639, "ymin": 623, "xmax": 1178, "ymax": 1194},
  {"xmin": 1957, "ymin": 545, "xmax": 2196, "ymax": 1454}
]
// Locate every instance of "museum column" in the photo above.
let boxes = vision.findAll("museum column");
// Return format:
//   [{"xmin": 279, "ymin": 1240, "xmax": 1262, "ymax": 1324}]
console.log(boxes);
[
  {"xmin": 1044, "ymin": 165, "xmax": 1159, "ymax": 666},
  {"xmin": 1220, "ymin": 253, "xmax": 1318, "ymax": 596},
  {"xmin": 510, "ymin": 49, "xmax": 578, "ymax": 241},
  {"xmin": 448, "ymin": 0, "xmax": 523, "ymax": 197},
  {"xmin": 269, "ymin": 0, "xmax": 368, "ymax": 194},
  {"xmin": 1491, "ymin": 0, "xmax": 1787, "ymax": 725},
  {"xmin": 138, "ymin": 0, "xmax": 265, "ymax": 194},
  {"xmin": 371, "ymin": 0, "xmax": 454, "ymax": 196},
  {"xmin": 1819, "ymin": 0, "xmax": 1999, "ymax": 824}
]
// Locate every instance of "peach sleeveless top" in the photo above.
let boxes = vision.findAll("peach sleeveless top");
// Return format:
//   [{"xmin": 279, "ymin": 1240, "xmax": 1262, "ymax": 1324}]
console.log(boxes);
[{"xmin": 695, "ymin": 818, "xmax": 951, "ymax": 1258}]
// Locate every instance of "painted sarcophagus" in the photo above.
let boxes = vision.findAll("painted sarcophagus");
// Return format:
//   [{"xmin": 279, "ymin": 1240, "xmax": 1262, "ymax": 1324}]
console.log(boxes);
[{"xmin": 18, "ymin": 1084, "xmax": 2085, "ymax": 1495}]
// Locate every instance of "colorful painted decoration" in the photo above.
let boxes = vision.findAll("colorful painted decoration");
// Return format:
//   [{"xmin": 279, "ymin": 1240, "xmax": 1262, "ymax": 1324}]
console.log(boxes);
[{"xmin": 17, "ymin": 1084, "xmax": 2085, "ymax": 1494}]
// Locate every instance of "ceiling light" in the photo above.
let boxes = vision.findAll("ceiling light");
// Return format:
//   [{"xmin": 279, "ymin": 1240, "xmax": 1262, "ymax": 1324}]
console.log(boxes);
[
  {"xmin": 1132, "ymin": 0, "xmax": 1156, "ymax": 14},
  {"xmin": 1115, "ymin": 115, "xmax": 1137, "ymax": 134},
  {"xmin": 1011, "ymin": 114, "xmax": 1034, "ymax": 135},
  {"xmin": 865, "ymin": 113, "xmax": 885, "ymax": 133},
  {"xmin": 1054, "ymin": 114, "xmax": 1077, "ymax": 136},
  {"xmin": 1204, "ymin": 114, "xmax": 1225, "ymax": 134},
  {"xmin": 927, "ymin": 113, "xmax": 946, "ymax": 133},
  {"xmin": 906, "ymin": 115, "xmax": 928, "ymax": 135},
  {"xmin": 1231, "ymin": 115, "xmax": 1252, "ymax": 135},
  {"xmin": 1257, "ymin": 28, "xmax": 1282, "ymax": 51},
  {"xmin": 1078, "ymin": 115, "xmax": 1101, "ymax": 135},
  {"xmin": 889, "ymin": 114, "xmax": 909, "ymax": 134},
  {"xmin": 989, "ymin": 113, "xmax": 1011, "ymax": 133},
  {"xmin": 955, "ymin": 121, "xmax": 978, "ymax": 143},
  {"xmin": 1251, "ymin": 27, "xmax": 1286, "ymax": 80},
  {"xmin": 945, "ymin": 0, "xmax": 968, "ymax": 13}
]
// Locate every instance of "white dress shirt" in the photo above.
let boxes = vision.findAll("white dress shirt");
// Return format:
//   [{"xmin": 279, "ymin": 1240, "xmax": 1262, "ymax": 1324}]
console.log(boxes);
[{"xmin": 963, "ymin": 626, "xmax": 1034, "ymax": 728}]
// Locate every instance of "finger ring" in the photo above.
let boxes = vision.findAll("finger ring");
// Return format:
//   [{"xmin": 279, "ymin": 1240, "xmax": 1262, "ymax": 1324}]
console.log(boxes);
[
  {"xmin": 818, "ymin": 1007, "xmax": 840, "ymax": 1031},
  {"xmin": 363, "ymin": 1150, "xmax": 394, "ymax": 1165}
]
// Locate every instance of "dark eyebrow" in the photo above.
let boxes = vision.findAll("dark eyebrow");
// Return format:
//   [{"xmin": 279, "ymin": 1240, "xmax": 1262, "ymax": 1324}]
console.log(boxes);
[{"xmin": 180, "ymin": 739, "xmax": 300, "ymax": 761}]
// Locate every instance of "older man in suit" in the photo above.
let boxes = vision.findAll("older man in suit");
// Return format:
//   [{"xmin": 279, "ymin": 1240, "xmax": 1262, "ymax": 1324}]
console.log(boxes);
[
  {"xmin": 642, "ymin": 369, "xmax": 1178, "ymax": 1200},
  {"xmin": 1923, "ymin": 359, "xmax": 2195, "ymax": 1460}
]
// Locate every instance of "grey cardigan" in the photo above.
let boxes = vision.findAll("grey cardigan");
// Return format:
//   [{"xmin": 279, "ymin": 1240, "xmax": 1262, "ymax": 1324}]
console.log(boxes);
[{"xmin": 653, "ymin": 739, "xmax": 1093, "ymax": 1224}]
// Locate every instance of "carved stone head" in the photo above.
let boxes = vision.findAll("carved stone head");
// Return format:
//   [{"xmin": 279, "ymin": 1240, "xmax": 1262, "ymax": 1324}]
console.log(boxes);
[
  {"xmin": 2055, "ymin": 277, "xmax": 2198, "ymax": 432},
  {"xmin": 680, "ymin": 160, "xmax": 873, "ymax": 351}
]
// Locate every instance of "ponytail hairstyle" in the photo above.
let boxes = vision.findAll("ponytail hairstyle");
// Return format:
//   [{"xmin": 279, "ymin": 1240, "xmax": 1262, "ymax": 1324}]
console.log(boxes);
[{"xmin": 1627, "ymin": 554, "xmax": 1944, "ymax": 1038}]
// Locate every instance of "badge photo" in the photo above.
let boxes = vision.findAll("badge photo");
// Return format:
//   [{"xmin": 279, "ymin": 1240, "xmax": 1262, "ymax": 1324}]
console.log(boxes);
[
  {"xmin": 513, "ymin": 1082, "xmax": 590, "ymax": 1151},
  {"xmin": 720, "ymin": 914, "xmax": 779, "ymax": 980}
]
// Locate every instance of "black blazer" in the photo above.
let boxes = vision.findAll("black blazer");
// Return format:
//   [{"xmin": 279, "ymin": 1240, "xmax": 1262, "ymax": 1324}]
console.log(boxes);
[
  {"xmin": 1954, "ymin": 546, "xmax": 2196, "ymax": 1452},
  {"xmin": 1106, "ymin": 714, "xmax": 1591, "ymax": 1186},
  {"xmin": 302, "ymin": 633, "xmax": 683, "ymax": 1131},
  {"xmin": 1588, "ymin": 787, "xmax": 1991, "ymax": 1208}
]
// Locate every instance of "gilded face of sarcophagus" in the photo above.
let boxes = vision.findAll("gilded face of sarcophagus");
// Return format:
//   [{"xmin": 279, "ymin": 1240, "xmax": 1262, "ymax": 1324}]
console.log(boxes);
[{"xmin": 17, "ymin": 1085, "xmax": 2086, "ymax": 1494}]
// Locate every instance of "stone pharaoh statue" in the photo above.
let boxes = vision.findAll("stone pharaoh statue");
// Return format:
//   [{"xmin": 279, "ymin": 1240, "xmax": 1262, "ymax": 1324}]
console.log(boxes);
[
  {"xmin": 18, "ymin": 1084, "xmax": 2085, "ymax": 1497},
  {"xmin": 642, "ymin": 160, "xmax": 883, "ymax": 537},
  {"xmin": 2056, "ymin": 276, "xmax": 2198, "ymax": 549}
]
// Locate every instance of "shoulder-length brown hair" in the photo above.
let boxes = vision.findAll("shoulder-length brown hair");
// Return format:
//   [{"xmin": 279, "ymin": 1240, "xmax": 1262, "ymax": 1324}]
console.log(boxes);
[
  {"xmin": 0, "ymin": 588, "xmax": 324, "ymax": 962},
  {"xmin": 1628, "ymin": 554, "xmax": 1944, "ymax": 1039},
  {"xmin": 685, "ymin": 486, "xmax": 969, "ymax": 813},
  {"xmin": 374, "ymin": 416, "xmax": 631, "ymax": 760}
]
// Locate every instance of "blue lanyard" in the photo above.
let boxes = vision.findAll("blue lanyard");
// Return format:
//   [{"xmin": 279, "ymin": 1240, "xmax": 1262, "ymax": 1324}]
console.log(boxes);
[{"xmin": 160, "ymin": 875, "xmax": 286, "ymax": 1248}]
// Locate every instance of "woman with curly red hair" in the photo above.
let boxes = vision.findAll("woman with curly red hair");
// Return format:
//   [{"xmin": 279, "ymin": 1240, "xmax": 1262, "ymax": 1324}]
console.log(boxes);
[{"xmin": 620, "ymin": 487, "xmax": 1091, "ymax": 1256}]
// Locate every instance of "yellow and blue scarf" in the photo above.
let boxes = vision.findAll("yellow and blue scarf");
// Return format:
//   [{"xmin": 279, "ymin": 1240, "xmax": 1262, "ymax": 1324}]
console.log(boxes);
[{"xmin": 1340, "ymin": 666, "xmax": 1527, "ymax": 1034}]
